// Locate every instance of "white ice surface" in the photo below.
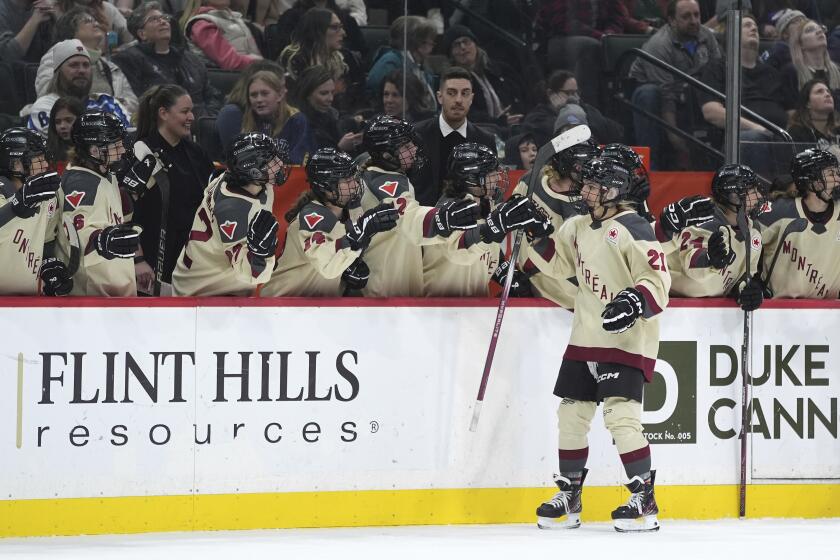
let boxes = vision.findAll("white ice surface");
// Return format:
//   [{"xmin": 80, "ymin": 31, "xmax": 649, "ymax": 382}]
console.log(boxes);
[{"xmin": 0, "ymin": 520, "xmax": 837, "ymax": 560}]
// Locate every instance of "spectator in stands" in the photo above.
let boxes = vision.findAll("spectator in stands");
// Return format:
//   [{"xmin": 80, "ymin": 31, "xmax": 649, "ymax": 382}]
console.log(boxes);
[
  {"xmin": 278, "ymin": 7, "xmax": 364, "ymax": 110},
  {"xmin": 25, "ymin": 40, "xmax": 132, "ymax": 135},
  {"xmin": 699, "ymin": 13, "xmax": 792, "ymax": 171},
  {"xmin": 113, "ymin": 2, "xmax": 223, "ymax": 118},
  {"xmin": 217, "ymin": 70, "xmax": 315, "ymax": 163},
  {"xmin": 782, "ymin": 19, "xmax": 840, "ymax": 108},
  {"xmin": 35, "ymin": 7, "xmax": 138, "ymax": 116},
  {"xmin": 412, "ymin": 66, "xmax": 497, "ymax": 206},
  {"xmin": 379, "ymin": 70, "xmax": 434, "ymax": 123},
  {"xmin": 503, "ymin": 130, "xmax": 546, "ymax": 171},
  {"xmin": 271, "ymin": 0, "xmax": 366, "ymax": 59},
  {"xmin": 215, "ymin": 59, "xmax": 282, "ymax": 152},
  {"xmin": 442, "ymin": 24, "xmax": 525, "ymax": 128},
  {"xmin": 46, "ymin": 96, "xmax": 85, "ymax": 162},
  {"xmin": 761, "ymin": 9, "xmax": 807, "ymax": 69},
  {"xmin": 366, "ymin": 15, "xmax": 437, "ymax": 116},
  {"xmin": 297, "ymin": 65, "xmax": 363, "ymax": 152},
  {"xmin": 180, "ymin": 0, "xmax": 263, "ymax": 70},
  {"xmin": 629, "ymin": 0, "xmax": 721, "ymax": 169},
  {"xmin": 132, "ymin": 84, "xmax": 214, "ymax": 291},
  {"xmin": 0, "ymin": 0, "xmax": 57, "ymax": 63},
  {"xmin": 787, "ymin": 79, "xmax": 840, "ymax": 156},
  {"xmin": 55, "ymin": 0, "xmax": 133, "ymax": 46},
  {"xmin": 522, "ymin": 70, "xmax": 624, "ymax": 145}
]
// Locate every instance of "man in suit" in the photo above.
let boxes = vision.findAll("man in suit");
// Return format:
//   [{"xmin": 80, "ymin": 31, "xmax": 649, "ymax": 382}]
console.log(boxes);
[{"xmin": 412, "ymin": 66, "xmax": 496, "ymax": 206}]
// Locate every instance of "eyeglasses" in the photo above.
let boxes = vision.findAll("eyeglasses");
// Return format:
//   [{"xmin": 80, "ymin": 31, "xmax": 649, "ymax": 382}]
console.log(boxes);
[
  {"xmin": 328, "ymin": 23, "xmax": 344, "ymax": 31},
  {"xmin": 451, "ymin": 38, "xmax": 474, "ymax": 49},
  {"xmin": 144, "ymin": 14, "xmax": 171, "ymax": 26},
  {"xmin": 77, "ymin": 15, "xmax": 98, "ymax": 25},
  {"xmin": 559, "ymin": 89, "xmax": 579, "ymax": 96}
]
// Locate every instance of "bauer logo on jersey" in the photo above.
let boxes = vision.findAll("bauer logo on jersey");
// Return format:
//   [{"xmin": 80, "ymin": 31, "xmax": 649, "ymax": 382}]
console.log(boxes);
[
  {"xmin": 65, "ymin": 190, "xmax": 86, "ymax": 209},
  {"xmin": 303, "ymin": 212, "xmax": 325, "ymax": 230},
  {"xmin": 606, "ymin": 227, "xmax": 619, "ymax": 245},
  {"xmin": 219, "ymin": 220, "xmax": 238, "ymax": 240},
  {"xmin": 378, "ymin": 181, "xmax": 400, "ymax": 197}
]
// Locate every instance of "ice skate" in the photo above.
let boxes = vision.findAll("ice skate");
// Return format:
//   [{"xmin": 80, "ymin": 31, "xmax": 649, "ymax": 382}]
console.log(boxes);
[
  {"xmin": 612, "ymin": 470, "xmax": 660, "ymax": 532},
  {"xmin": 536, "ymin": 469, "xmax": 587, "ymax": 529}
]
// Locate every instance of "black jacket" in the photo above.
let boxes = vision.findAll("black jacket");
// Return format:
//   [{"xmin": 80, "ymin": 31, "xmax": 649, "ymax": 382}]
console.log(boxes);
[
  {"xmin": 411, "ymin": 116, "xmax": 497, "ymax": 206},
  {"xmin": 467, "ymin": 59, "xmax": 526, "ymax": 126},
  {"xmin": 132, "ymin": 130, "xmax": 215, "ymax": 283},
  {"xmin": 521, "ymin": 102, "xmax": 624, "ymax": 145},
  {"xmin": 112, "ymin": 42, "xmax": 223, "ymax": 118}
]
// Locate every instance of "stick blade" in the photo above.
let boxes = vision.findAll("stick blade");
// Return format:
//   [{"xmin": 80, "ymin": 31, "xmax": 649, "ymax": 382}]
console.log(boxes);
[
  {"xmin": 550, "ymin": 125, "xmax": 592, "ymax": 154},
  {"xmin": 469, "ymin": 401, "xmax": 483, "ymax": 432}
]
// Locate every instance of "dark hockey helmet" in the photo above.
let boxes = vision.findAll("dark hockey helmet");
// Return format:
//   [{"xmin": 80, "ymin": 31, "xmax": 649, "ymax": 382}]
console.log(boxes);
[
  {"xmin": 601, "ymin": 143, "xmax": 650, "ymax": 204},
  {"xmin": 226, "ymin": 133, "xmax": 290, "ymax": 187},
  {"xmin": 71, "ymin": 110, "xmax": 126, "ymax": 169},
  {"xmin": 711, "ymin": 163, "xmax": 768, "ymax": 218},
  {"xmin": 581, "ymin": 156, "xmax": 633, "ymax": 206},
  {"xmin": 362, "ymin": 115, "xmax": 427, "ymax": 172},
  {"xmin": 306, "ymin": 147, "xmax": 361, "ymax": 207},
  {"xmin": 790, "ymin": 148, "xmax": 839, "ymax": 200},
  {"xmin": 0, "ymin": 127, "xmax": 51, "ymax": 180},
  {"xmin": 446, "ymin": 142, "xmax": 508, "ymax": 200},
  {"xmin": 550, "ymin": 138, "xmax": 600, "ymax": 186}
]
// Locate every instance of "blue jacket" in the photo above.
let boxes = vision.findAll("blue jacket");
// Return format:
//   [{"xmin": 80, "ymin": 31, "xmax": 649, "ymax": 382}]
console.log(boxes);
[
  {"xmin": 215, "ymin": 104, "xmax": 316, "ymax": 164},
  {"xmin": 365, "ymin": 47, "xmax": 435, "ymax": 100}
]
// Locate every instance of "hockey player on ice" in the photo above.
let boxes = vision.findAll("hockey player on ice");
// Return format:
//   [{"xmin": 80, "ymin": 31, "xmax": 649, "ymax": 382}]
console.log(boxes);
[
  {"xmin": 525, "ymin": 156, "xmax": 670, "ymax": 533},
  {"xmin": 0, "ymin": 127, "xmax": 69, "ymax": 296},
  {"xmin": 172, "ymin": 133, "xmax": 286, "ymax": 296},
  {"xmin": 757, "ymin": 148, "xmax": 840, "ymax": 299},
  {"xmin": 262, "ymin": 147, "xmax": 398, "ymax": 296},
  {"xmin": 664, "ymin": 164, "xmax": 767, "ymax": 311}
]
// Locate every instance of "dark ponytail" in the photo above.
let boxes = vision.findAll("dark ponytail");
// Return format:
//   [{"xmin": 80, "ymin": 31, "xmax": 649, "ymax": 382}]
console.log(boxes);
[
  {"xmin": 135, "ymin": 84, "xmax": 190, "ymax": 140},
  {"xmin": 285, "ymin": 190, "xmax": 319, "ymax": 223}
]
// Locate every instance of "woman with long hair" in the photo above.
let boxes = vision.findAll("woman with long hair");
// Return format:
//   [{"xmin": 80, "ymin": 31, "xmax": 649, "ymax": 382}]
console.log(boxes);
[
  {"xmin": 238, "ymin": 70, "xmax": 315, "ymax": 164},
  {"xmin": 56, "ymin": 0, "xmax": 133, "ymax": 45},
  {"xmin": 296, "ymin": 65, "xmax": 361, "ymax": 152},
  {"xmin": 379, "ymin": 69, "xmax": 432, "ymax": 123},
  {"xmin": 787, "ymin": 78, "xmax": 840, "ymax": 154},
  {"xmin": 132, "ymin": 84, "xmax": 214, "ymax": 293},
  {"xmin": 47, "ymin": 96, "xmax": 85, "ymax": 164},
  {"xmin": 783, "ymin": 19, "xmax": 840, "ymax": 107},
  {"xmin": 180, "ymin": 0, "xmax": 262, "ymax": 70},
  {"xmin": 271, "ymin": 0, "xmax": 366, "ymax": 59}
]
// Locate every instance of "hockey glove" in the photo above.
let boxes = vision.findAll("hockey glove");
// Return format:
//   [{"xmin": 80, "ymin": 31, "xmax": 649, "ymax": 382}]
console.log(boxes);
[
  {"xmin": 95, "ymin": 223, "xmax": 140, "ymax": 260},
  {"xmin": 735, "ymin": 277, "xmax": 764, "ymax": 312},
  {"xmin": 10, "ymin": 171, "xmax": 60, "ymax": 218},
  {"xmin": 707, "ymin": 228, "xmax": 735, "ymax": 270},
  {"xmin": 659, "ymin": 195, "xmax": 715, "ymax": 238},
  {"xmin": 432, "ymin": 198, "xmax": 479, "ymax": 236},
  {"xmin": 524, "ymin": 204, "xmax": 554, "ymax": 240},
  {"xmin": 490, "ymin": 259, "xmax": 533, "ymax": 297},
  {"xmin": 342, "ymin": 258, "xmax": 369, "ymax": 290},
  {"xmin": 601, "ymin": 287, "xmax": 645, "ymax": 333},
  {"xmin": 39, "ymin": 257, "xmax": 73, "ymax": 296},
  {"xmin": 118, "ymin": 154, "xmax": 156, "ymax": 197},
  {"xmin": 344, "ymin": 203, "xmax": 399, "ymax": 250},
  {"xmin": 480, "ymin": 195, "xmax": 540, "ymax": 243},
  {"xmin": 246, "ymin": 209, "xmax": 279, "ymax": 258}
]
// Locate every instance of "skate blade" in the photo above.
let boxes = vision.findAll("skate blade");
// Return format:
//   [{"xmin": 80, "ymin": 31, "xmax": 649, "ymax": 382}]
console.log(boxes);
[
  {"xmin": 537, "ymin": 514, "xmax": 581, "ymax": 530},
  {"xmin": 613, "ymin": 515, "xmax": 660, "ymax": 533}
]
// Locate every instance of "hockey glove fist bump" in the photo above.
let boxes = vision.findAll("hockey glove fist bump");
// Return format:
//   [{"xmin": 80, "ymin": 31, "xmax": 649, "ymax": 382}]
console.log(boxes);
[
  {"xmin": 481, "ymin": 195, "xmax": 541, "ymax": 243},
  {"xmin": 247, "ymin": 209, "xmax": 279, "ymax": 258},
  {"xmin": 736, "ymin": 277, "xmax": 764, "ymax": 312},
  {"xmin": 490, "ymin": 259, "xmax": 533, "ymax": 297},
  {"xmin": 525, "ymin": 204, "xmax": 554, "ymax": 240},
  {"xmin": 602, "ymin": 287, "xmax": 646, "ymax": 333},
  {"xmin": 10, "ymin": 171, "xmax": 60, "ymax": 218},
  {"xmin": 342, "ymin": 258, "xmax": 369, "ymax": 290},
  {"xmin": 39, "ymin": 257, "xmax": 73, "ymax": 296},
  {"xmin": 659, "ymin": 195, "xmax": 715, "ymax": 237},
  {"xmin": 344, "ymin": 203, "xmax": 399, "ymax": 250},
  {"xmin": 433, "ymin": 198, "xmax": 479, "ymax": 236},
  {"xmin": 707, "ymin": 228, "xmax": 736, "ymax": 270},
  {"xmin": 95, "ymin": 223, "xmax": 141, "ymax": 260},
  {"xmin": 118, "ymin": 154, "xmax": 156, "ymax": 197}
]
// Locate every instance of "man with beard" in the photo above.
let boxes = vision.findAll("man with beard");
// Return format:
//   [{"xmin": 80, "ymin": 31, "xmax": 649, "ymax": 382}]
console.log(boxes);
[
  {"xmin": 26, "ymin": 39, "xmax": 132, "ymax": 136},
  {"xmin": 413, "ymin": 66, "xmax": 496, "ymax": 206}
]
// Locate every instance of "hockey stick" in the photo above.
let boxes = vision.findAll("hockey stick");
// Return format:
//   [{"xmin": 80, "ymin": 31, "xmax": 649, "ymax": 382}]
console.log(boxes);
[
  {"xmin": 153, "ymin": 168, "xmax": 170, "ymax": 296},
  {"xmin": 469, "ymin": 125, "xmax": 592, "ymax": 432},
  {"xmin": 735, "ymin": 203, "xmax": 752, "ymax": 519},
  {"xmin": 342, "ymin": 151, "xmax": 371, "ymax": 297},
  {"xmin": 61, "ymin": 214, "xmax": 81, "ymax": 276}
]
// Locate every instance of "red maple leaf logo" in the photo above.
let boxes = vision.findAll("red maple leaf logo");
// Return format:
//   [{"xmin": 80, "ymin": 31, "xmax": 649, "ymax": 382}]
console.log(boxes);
[
  {"xmin": 378, "ymin": 181, "xmax": 399, "ymax": 197},
  {"xmin": 65, "ymin": 191, "xmax": 85, "ymax": 209},
  {"xmin": 219, "ymin": 220, "xmax": 237, "ymax": 240},
  {"xmin": 303, "ymin": 212, "xmax": 324, "ymax": 229},
  {"xmin": 607, "ymin": 227, "xmax": 619, "ymax": 241},
  {"xmin": 752, "ymin": 235, "xmax": 761, "ymax": 249}
]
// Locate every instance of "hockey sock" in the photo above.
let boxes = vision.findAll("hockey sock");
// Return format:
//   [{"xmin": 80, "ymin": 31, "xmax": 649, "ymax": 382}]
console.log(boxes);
[{"xmin": 558, "ymin": 447, "xmax": 588, "ymax": 476}]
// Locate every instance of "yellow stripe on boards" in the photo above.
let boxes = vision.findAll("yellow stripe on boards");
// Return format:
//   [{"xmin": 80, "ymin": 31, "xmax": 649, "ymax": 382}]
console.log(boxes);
[{"xmin": 1, "ymin": 485, "xmax": 839, "ymax": 538}]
